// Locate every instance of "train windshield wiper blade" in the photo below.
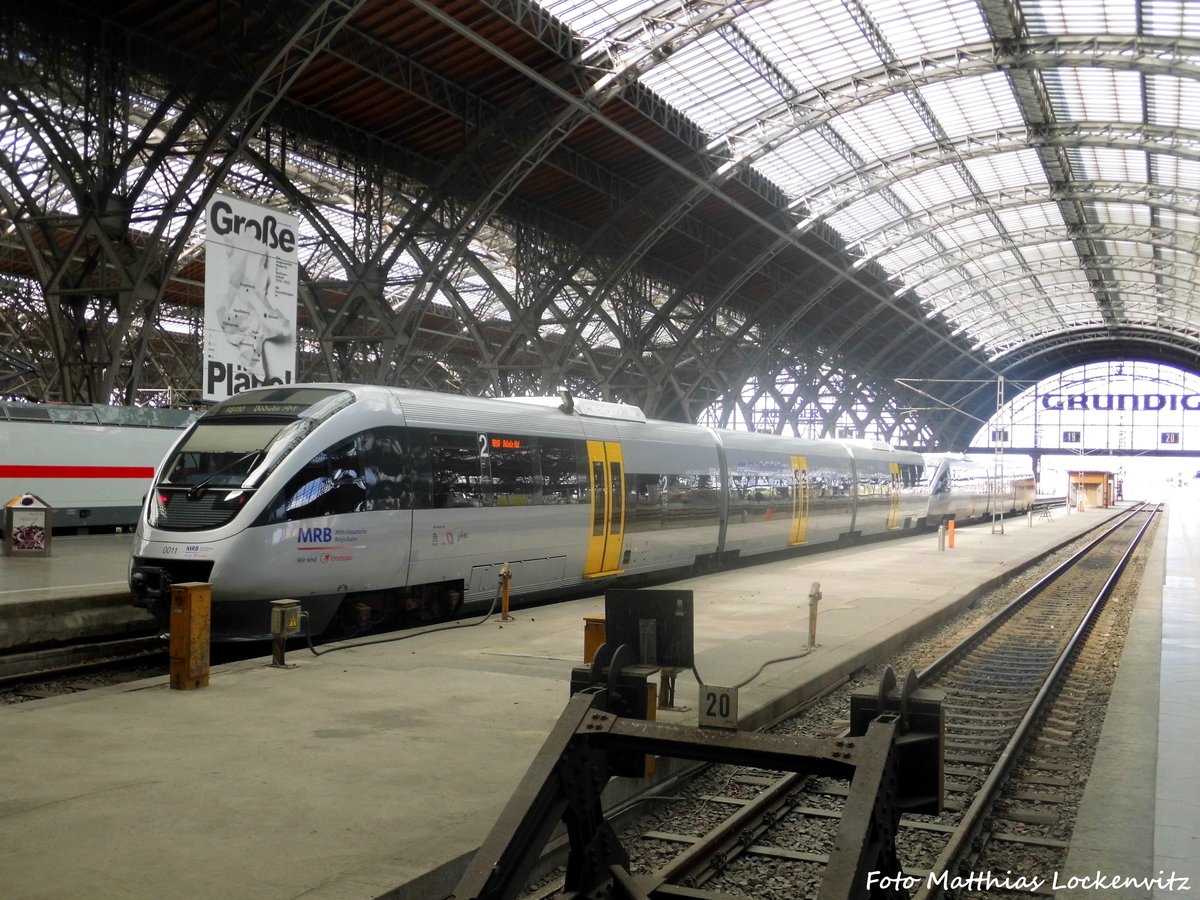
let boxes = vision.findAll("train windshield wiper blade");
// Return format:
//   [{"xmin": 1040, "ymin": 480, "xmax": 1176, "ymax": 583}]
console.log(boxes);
[{"xmin": 186, "ymin": 451, "xmax": 264, "ymax": 500}]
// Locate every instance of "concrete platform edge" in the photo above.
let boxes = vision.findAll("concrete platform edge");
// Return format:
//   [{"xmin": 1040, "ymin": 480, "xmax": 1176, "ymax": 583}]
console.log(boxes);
[
  {"xmin": 1056, "ymin": 508, "xmax": 1164, "ymax": 899},
  {"xmin": 0, "ymin": 594, "xmax": 156, "ymax": 650},
  {"xmin": 743, "ymin": 530, "xmax": 1093, "ymax": 735}
]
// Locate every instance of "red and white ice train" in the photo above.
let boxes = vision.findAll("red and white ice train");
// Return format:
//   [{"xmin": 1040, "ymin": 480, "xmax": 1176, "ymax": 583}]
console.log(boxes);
[{"xmin": 0, "ymin": 402, "xmax": 196, "ymax": 532}]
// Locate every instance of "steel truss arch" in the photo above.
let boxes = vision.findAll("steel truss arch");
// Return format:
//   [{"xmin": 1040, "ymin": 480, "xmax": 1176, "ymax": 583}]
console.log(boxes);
[
  {"xmin": 911, "ymin": 264, "xmax": 1198, "ymax": 326},
  {"xmin": 892, "ymin": 225, "xmax": 1200, "ymax": 296},
  {"xmin": 851, "ymin": 181, "xmax": 1200, "ymax": 267},
  {"xmin": 0, "ymin": 1, "xmax": 367, "ymax": 402},
  {"xmin": 572, "ymin": 61, "xmax": 1199, "ymax": 416},
  {"xmin": 378, "ymin": 0, "xmax": 765, "ymax": 380},
  {"xmin": 714, "ymin": 36, "xmax": 1200, "ymax": 158},
  {"xmin": 792, "ymin": 122, "xmax": 1200, "ymax": 235}
]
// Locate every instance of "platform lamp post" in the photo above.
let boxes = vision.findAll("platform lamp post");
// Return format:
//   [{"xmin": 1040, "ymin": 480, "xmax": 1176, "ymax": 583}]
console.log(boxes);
[{"xmin": 992, "ymin": 376, "xmax": 1006, "ymax": 535}]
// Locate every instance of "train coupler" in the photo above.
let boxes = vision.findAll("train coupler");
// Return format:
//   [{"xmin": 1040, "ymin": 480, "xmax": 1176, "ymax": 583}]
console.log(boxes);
[{"xmin": 129, "ymin": 565, "xmax": 171, "ymax": 609}]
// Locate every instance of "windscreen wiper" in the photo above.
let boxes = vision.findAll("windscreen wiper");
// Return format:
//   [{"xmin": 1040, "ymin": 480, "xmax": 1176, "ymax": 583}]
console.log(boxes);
[{"xmin": 186, "ymin": 450, "xmax": 264, "ymax": 500}]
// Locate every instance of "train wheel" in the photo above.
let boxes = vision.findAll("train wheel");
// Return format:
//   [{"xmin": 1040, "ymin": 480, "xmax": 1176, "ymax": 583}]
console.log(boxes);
[{"xmin": 420, "ymin": 587, "xmax": 463, "ymax": 623}]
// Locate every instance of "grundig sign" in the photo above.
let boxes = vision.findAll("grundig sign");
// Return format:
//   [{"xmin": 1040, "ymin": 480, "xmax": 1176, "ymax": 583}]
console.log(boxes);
[{"xmin": 1040, "ymin": 393, "xmax": 1200, "ymax": 411}]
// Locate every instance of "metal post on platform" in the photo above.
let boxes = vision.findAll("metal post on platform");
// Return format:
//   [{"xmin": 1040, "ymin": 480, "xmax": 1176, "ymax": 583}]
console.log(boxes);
[
  {"xmin": 807, "ymin": 581, "xmax": 822, "ymax": 649},
  {"xmin": 938, "ymin": 523, "xmax": 946, "ymax": 551},
  {"xmin": 499, "ymin": 564, "xmax": 513, "ymax": 622}
]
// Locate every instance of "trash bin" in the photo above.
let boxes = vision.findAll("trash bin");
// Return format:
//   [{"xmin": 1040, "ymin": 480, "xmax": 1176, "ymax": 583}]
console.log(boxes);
[{"xmin": 3, "ymin": 493, "xmax": 53, "ymax": 557}]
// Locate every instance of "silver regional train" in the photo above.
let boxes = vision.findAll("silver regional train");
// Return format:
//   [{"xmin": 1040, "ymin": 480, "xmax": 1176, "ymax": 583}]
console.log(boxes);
[{"xmin": 128, "ymin": 384, "xmax": 1031, "ymax": 640}]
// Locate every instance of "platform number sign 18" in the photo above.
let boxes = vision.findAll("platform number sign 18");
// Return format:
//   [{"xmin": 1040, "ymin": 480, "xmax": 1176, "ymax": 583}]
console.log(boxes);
[{"xmin": 698, "ymin": 684, "xmax": 738, "ymax": 729}]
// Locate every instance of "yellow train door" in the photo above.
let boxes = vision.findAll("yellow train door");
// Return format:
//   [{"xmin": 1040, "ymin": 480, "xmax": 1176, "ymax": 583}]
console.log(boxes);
[
  {"xmin": 790, "ymin": 455, "xmax": 809, "ymax": 545},
  {"xmin": 585, "ymin": 440, "xmax": 625, "ymax": 577},
  {"xmin": 888, "ymin": 462, "xmax": 901, "ymax": 529}
]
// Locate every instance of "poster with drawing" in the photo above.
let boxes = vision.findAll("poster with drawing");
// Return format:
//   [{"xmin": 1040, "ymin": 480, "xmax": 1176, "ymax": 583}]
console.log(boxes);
[{"xmin": 203, "ymin": 194, "xmax": 299, "ymax": 401}]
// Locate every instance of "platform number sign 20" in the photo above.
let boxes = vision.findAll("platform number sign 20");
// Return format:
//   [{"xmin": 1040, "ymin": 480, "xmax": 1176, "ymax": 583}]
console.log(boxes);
[{"xmin": 698, "ymin": 684, "xmax": 738, "ymax": 729}]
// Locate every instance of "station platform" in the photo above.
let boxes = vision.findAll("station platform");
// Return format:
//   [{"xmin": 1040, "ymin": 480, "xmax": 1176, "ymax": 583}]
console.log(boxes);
[
  {"xmin": 0, "ymin": 532, "xmax": 156, "ymax": 650},
  {"xmin": 0, "ymin": 502, "xmax": 1191, "ymax": 899}
]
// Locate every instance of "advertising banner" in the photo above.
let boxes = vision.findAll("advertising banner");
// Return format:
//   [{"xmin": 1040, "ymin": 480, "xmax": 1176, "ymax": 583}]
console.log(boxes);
[{"xmin": 203, "ymin": 194, "xmax": 299, "ymax": 401}]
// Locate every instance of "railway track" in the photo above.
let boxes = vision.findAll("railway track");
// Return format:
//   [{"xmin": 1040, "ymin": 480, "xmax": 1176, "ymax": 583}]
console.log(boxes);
[
  {"xmin": 0, "ymin": 635, "xmax": 168, "ymax": 703},
  {"xmin": 505, "ymin": 503, "xmax": 1157, "ymax": 900}
]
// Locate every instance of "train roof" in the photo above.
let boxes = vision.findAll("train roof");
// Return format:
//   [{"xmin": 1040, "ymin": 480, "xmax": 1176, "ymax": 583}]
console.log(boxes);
[{"xmin": 0, "ymin": 401, "xmax": 197, "ymax": 429}]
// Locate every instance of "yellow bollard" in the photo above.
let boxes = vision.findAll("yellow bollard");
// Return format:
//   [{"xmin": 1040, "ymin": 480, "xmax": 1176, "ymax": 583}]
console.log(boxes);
[
  {"xmin": 583, "ymin": 615, "xmax": 606, "ymax": 663},
  {"xmin": 169, "ymin": 582, "xmax": 211, "ymax": 690},
  {"xmin": 947, "ymin": 519, "xmax": 956, "ymax": 549}
]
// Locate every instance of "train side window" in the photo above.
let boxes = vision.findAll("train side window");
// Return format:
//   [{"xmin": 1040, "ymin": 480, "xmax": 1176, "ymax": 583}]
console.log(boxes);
[
  {"xmin": 540, "ymin": 437, "xmax": 584, "ymax": 504},
  {"xmin": 624, "ymin": 471, "xmax": 662, "ymax": 533},
  {"xmin": 489, "ymin": 434, "xmax": 538, "ymax": 507},
  {"xmin": 277, "ymin": 437, "xmax": 365, "ymax": 521},
  {"xmin": 407, "ymin": 430, "xmax": 433, "ymax": 509},
  {"xmin": 361, "ymin": 427, "xmax": 414, "ymax": 511},
  {"xmin": 429, "ymin": 431, "xmax": 487, "ymax": 508}
]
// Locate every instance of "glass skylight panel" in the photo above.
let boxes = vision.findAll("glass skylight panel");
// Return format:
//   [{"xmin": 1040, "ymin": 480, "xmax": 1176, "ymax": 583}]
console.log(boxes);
[
  {"xmin": 535, "ymin": 0, "xmax": 641, "ymax": 41},
  {"xmin": 1101, "ymin": 238, "xmax": 1154, "ymax": 261},
  {"xmin": 918, "ymin": 73, "xmax": 1023, "ymax": 138},
  {"xmin": 888, "ymin": 235, "xmax": 945, "ymax": 280},
  {"xmin": 1068, "ymin": 146, "xmax": 1148, "ymax": 184},
  {"xmin": 888, "ymin": 166, "xmax": 974, "ymax": 218},
  {"xmin": 1036, "ymin": 268, "xmax": 1087, "ymax": 290},
  {"xmin": 1043, "ymin": 68, "xmax": 1145, "ymax": 124},
  {"xmin": 940, "ymin": 245, "xmax": 993, "ymax": 284},
  {"xmin": 739, "ymin": 0, "xmax": 882, "ymax": 92},
  {"xmin": 963, "ymin": 148, "xmax": 1048, "ymax": 194},
  {"xmin": 968, "ymin": 248, "xmax": 1020, "ymax": 281},
  {"xmin": 832, "ymin": 92, "xmax": 935, "ymax": 161},
  {"xmin": 827, "ymin": 193, "xmax": 902, "ymax": 244},
  {"xmin": 933, "ymin": 215, "xmax": 1002, "ymax": 250},
  {"xmin": 1147, "ymin": 75, "xmax": 1198, "ymax": 129},
  {"xmin": 996, "ymin": 203, "xmax": 1066, "ymax": 234},
  {"xmin": 761, "ymin": 130, "xmax": 852, "ymax": 202},
  {"xmin": 1144, "ymin": 0, "xmax": 1200, "ymax": 37},
  {"xmin": 877, "ymin": 240, "xmax": 931, "ymax": 272},
  {"xmin": 1089, "ymin": 201, "xmax": 1150, "ymax": 227},
  {"xmin": 919, "ymin": 272, "xmax": 973, "ymax": 307},
  {"xmin": 1157, "ymin": 209, "xmax": 1200, "ymax": 235},
  {"xmin": 1119, "ymin": 269, "xmax": 1158, "ymax": 288},
  {"xmin": 1020, "ymin": 241, "xmax": 1082, "ymax": 266},
  {"xmin": 642, "ymin": 35, "xmax": 775, "ymax": 136},
  {"xmin": 1021, "ymin": 0, "xmax": 1139, "ymax": 36},
  {"xmin": 1160, "ymin": 246, "xmax": 1198, "ymax": 272},
  {"xmin": 1153, "ymin": 155, "xmax": 1200, "ymax": 192},
  {"xmin": 861, "ymin": 0, "xmax": 989, "ymax": 59}
]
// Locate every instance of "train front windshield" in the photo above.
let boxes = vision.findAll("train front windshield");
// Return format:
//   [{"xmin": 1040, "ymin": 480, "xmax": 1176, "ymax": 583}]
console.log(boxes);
[{"xmin": 149, "ymin": 388, "xmax": 355, "ymax": 531}]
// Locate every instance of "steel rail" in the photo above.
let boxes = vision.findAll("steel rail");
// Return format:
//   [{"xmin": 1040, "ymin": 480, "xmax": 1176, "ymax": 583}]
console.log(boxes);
[
  {"xmin": 919, "ymin": 501, "xmax": 1151, "ymax": 683},
  {"xmin": 643, "ymin": 503, "xmax": 1155, "ymax": 898},
  {"xmin": 913, "ymin": 504, "xmax": 1159, "ymax": 899},
  {"xmin": 0, "ymin": 635, "xmax": 165, "ymax": 690}
]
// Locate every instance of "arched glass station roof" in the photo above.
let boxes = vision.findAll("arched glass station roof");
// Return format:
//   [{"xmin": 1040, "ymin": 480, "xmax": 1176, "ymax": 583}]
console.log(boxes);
[
  {"xmin": 539, "ymin": 0, "xmax": 1198, "ymax": 361},
  {"xmin": 1, "ymin": 0, "xmax": 1197, "ymax": 451}
]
